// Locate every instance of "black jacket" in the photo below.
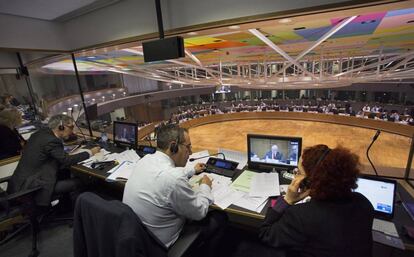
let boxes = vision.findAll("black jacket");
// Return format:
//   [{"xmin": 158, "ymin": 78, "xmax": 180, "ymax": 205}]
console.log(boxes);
[
  {"xmin": 259, "ymin": 192, "xmax": 374, "ymax": 257},
  {"xmin": 8, "ymin": 128, "xmax": 89, "ymax": 206},
  {"xmin": 0, "ymin": 124, "xmax": 23, "ymax": 159},
  {"xmin": 73, "ymin": 192, "xmax": 167, "ymax": 257}
]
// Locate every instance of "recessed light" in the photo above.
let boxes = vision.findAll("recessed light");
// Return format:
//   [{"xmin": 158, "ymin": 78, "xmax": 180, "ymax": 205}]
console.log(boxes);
[
  {"xmin": 187, "ymin": 31, "xmax": 198, "ymax": 35},
  {"xmin": 278, "ymin": 18, "xmax": 292, "ymax": 24},
  {"xmin": 228, "ymin": 25, "xmax": 240, "ymax": 30}
]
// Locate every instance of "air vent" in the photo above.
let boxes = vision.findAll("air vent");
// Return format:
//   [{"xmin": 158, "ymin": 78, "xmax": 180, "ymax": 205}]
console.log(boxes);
[{"xmin": 294, "ymin": 27, "xmax": 306, "ymax": 30}]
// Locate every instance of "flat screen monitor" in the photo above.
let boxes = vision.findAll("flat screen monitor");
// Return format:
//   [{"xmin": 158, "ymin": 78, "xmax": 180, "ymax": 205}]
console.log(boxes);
[
  {"xmin": 113, "ymin": 121, "xmax": 138, "ymax": 149},
  {"xmin": 247, "ymin": 134, "xmax": 302, "ymax": 171},
  {"xmin": 354, "ymin": 176, "xmax": 396, "ymax": 219}
]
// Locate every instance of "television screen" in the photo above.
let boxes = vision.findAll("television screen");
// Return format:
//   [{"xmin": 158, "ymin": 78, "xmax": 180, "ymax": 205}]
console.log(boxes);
[
  {"xmin": 247, "ymin": 134, "xmax": 302, "ymax": 171},
  {"xmin": 113, "ymin": 121, "xmax": 138, "ymax": 149}
]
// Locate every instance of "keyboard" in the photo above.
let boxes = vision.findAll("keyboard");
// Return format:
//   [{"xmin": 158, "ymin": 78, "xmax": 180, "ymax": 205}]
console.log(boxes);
[{"xmin": 372, "ymin": 218, "xmax": 399, "ymax": 237}]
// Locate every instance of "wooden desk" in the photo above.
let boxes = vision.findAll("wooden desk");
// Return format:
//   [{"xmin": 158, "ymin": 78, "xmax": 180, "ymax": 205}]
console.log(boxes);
[{"xmin": 71, "ymin": 163, "xmax": 269, "ymax": 220}]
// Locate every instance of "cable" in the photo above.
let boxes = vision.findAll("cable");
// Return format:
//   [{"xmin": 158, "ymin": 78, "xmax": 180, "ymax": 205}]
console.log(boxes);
[{"xmin": 71, "ymin": 104, "xmax": 88, "ymax": 143}]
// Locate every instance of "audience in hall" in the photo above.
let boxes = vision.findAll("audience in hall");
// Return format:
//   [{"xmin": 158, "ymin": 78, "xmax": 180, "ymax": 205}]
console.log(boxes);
[
  {"xmin": 0, "ymin": 108, "xmax": 26, "ymax": 159},
  {"xmin": 238, "ymin": 145, "xmax": 373, "ymax": 257},
  {"xmin": 123, "ymin": 124, "xmax": 227, "ymax": 257},
  {"xmin": 167, "ymin": 100, "xmax": 413, "ymax": 126},
  {"xmin": 8, "ymin": 114, "xmax": 100, "ymax": 208}
]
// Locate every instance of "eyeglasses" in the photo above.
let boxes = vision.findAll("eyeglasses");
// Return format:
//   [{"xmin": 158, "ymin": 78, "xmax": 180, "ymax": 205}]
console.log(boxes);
[{"xmin": 66, "ymin": 124, "xmax": 75, "ymax": 130}]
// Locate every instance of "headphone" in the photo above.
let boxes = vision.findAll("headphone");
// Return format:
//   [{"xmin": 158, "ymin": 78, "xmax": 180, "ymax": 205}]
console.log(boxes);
[
  {"xmin": 169, "ymin": 136, "xmax": 180, "ymax": 154},
  {"xmin": 58, "ymin": 119, "xmax": 65, "ymax": 131},
  {"xmin": 313, "ymin": 146, "xmax": 331, "ymax": 169}
]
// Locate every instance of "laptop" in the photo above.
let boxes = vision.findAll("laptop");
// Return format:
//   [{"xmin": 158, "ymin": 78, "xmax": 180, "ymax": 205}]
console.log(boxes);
[{"xmin": 354, "ymin": 176, "xmax": 404, "ymax": 249}]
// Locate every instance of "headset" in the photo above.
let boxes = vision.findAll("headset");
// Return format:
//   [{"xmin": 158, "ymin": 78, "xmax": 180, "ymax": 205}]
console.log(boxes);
[
  {"xmin": 300, "ymin": 146, "xmax": 331, "ymax": 190},
  {"xmin": 169, "ymin": 136, "xmax": 180, "ymax": 154},
  {"xmin": 58, "ymin": 118, "xmax": 65, "ymax": 131}
]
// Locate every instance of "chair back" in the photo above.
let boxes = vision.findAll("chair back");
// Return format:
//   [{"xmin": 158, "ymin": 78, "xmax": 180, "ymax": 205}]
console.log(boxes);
[{"xmin": 73, "ymin": 192, "xmax": 166, "ymax": 257}]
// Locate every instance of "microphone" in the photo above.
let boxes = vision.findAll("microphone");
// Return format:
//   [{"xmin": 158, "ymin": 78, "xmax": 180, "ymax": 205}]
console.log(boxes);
[
  {"xmin": 366, "ymin": 130, "xmax": 381, "ymax": 176},
  {"xmin": 189, "ymin": 152, "xmax": 226, "ymax": 162}
]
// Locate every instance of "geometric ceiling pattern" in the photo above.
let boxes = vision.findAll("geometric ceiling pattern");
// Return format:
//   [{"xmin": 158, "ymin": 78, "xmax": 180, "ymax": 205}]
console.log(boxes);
[{"xmin": 37, "ymin": 2, "xmax": 414, "ymax": 90}]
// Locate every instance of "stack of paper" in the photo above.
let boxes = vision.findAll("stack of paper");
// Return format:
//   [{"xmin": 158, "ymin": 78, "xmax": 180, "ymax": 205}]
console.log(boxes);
[
  {"xmin": 250, "ymin": 173, "xmax": 280, "ymax": 197},
  {"xmin": 106, "ymin": 161, "xmax": 136, "ymax": 182},
  {"xmin": 185, "ymin": 150, "xmax": 210, "ymax": 170},
  {"xmin": 230, "ymin": 170, "xmax": 255, "ymax": 192}
]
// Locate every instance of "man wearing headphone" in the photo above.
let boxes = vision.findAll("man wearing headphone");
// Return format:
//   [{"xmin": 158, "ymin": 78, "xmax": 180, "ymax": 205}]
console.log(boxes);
[
  {"xmin": 123, "ymin": 124, "xmax": 227, "ymax": 257},
  {"xmin": 8, "ymin": 114, "xmax": 100, "ymax": 209}
]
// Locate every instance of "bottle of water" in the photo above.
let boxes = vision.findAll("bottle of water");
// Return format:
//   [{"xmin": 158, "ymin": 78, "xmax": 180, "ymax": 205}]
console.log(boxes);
[{"xmin": 100, "ymin": 132, "xmax": 108, "ymax": 146}]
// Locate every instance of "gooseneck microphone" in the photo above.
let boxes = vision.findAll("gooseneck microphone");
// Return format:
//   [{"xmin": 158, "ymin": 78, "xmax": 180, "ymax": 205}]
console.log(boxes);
[
  {"xmin": 366, "ymin": 130, "xmax": 381, "ymax": 176},
  {"xmin": 189, "ymin": 152, "xmax": 226, "ymax": 162}
]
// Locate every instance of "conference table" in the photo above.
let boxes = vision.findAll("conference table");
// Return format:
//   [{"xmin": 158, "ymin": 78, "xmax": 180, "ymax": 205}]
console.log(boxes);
[{"xmin": 70, "ymin": 148, "xmax": 414, "ymax": 251}]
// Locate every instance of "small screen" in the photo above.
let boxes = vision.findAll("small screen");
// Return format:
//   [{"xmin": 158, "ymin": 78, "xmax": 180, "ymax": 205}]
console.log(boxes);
[
  {"xmin": 215, "ymin": 160, "xmax": 233, "ymax": 169},
  {"xmin": 354, "ymin": 178, "xmax": 395, "ymax": 215},
  {"xmin": 248, "ymin": 135, "xmax": 301, "ymax": 169},
  {"xmin": 113, "ymin": 122, "xmax": 137, "ymax": 148},
  {"xmin": 143, "ymin": 146, "xmax": 156, "ymax": 153}
]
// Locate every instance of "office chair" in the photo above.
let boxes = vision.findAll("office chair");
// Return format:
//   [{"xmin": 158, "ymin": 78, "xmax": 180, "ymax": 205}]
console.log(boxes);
[
  {"xmin": 0, "ymin": 175, "xmax": 41, "ymax": 257},
  {"xmin": 74, "ymin": 192, "xmax": 201, "ymax": 257}
]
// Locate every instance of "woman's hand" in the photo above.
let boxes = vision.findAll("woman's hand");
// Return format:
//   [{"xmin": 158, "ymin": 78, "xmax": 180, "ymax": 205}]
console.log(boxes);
[{"xmin": 284, "ymin": 175, "xmax": 310, "ymax": 205}]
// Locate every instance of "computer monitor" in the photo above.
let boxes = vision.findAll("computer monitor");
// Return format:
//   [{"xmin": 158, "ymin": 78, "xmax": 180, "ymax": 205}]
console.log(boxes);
[
  {"xmin": 113, "ymin": 121, "xmax": 138, "ymax": 149},
  {"xmin": 247, "ymin": 134, "xmax": 302, "ymax": 171},
  {"xmin": 354, "ymin": 176, "xmax": 396, "ymax": 219}
]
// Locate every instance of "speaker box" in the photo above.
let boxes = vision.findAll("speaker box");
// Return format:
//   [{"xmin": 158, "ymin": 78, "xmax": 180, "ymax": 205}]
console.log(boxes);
[{"xmin": 142, "ymin": 36, "xmax": 185, "ymax": 62}]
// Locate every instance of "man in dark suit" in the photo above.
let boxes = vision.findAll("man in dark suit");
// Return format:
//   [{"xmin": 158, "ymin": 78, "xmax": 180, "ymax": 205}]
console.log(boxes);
[
  {"xmin": 8, "ymin": 114, "xmax": 100, "ymax": 207},
  {"xmin": 263, "ymin": 144, "xmax": 284, "ymax": 162}
]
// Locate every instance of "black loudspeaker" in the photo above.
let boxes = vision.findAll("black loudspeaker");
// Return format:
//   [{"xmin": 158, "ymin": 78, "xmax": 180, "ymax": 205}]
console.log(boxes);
[
  {"xmin": 143, "ymin": 36, "xmax": 185, "ymax": 62},
  {"xmin": 58, "ymin": 120, "xmax": 65, "ymax": 131},
  {"xmin": 170, "ymin": 137, "xmax": 179, "ymax": 154}
]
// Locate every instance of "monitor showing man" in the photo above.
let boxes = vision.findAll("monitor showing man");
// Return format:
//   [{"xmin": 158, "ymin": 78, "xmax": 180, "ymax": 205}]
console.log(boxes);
[
  {"xmin": 113, "ymin": 121, "xmax": 137, "ymax": 148},
  {"xmin": 248, "ymin": 134, "xmax": 302, "ymax": 171}
]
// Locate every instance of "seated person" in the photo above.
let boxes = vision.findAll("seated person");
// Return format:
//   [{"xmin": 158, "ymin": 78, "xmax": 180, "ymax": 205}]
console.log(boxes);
[
  {"xmin": 259, "ymin": 145, "xmax": 374, "ymax": 257},
  {"xmin": 123, "ymin": 124, "xmax": 227, "ymax": 257},
  {"xmin": 8, "ymin": 114, "xmax": 100, "ymax": 207},
  {"xmin": 0, "ymin": 108, "xmax": 25, "ymax": 159},
  {"xmin": 263, "ymin": 144, "xmax": 284, "ymax": 162}
]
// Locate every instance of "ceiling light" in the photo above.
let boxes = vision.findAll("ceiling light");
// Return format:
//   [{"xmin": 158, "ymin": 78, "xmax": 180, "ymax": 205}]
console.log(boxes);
[
  {"xmin": 278, "ymin": 18, "xmax": 292, "ymax": 24},
  {"xmin": 187, "ymin": 31, "xmax": 198, "ymax": 35},
  {"xmin": 228, "ymin": 25, "xmax": 240, "ymax": 30}
]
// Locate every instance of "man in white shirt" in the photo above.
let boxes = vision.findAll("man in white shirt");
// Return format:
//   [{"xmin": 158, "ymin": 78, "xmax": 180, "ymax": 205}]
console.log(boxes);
[{"xmin": 123, "ymin": 124, "xmax": 227, "ymax": 257}]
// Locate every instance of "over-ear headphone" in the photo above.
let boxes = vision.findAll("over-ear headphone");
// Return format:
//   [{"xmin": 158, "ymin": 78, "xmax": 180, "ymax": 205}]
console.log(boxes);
[
  {"xmin": 169, "ymin": 136, "xmax": 179, "ymax": 154},
  {"xmin": 58, "ymin": 119, "xmax": 65, "ymax": 131}
]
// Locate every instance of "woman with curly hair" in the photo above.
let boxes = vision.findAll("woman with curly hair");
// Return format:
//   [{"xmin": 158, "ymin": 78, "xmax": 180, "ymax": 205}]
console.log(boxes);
[{"xmin": 259, "ymin": 144, "xmax": 374, "ymax": 257}]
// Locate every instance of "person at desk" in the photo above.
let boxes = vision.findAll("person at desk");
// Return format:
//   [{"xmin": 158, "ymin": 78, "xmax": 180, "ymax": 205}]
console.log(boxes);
[
  {"xmin": 263, "ymin": 144, "xmax": 284, "ymax": 162},
  {"xmin": 258, "ymin": 145, "xmax": 374, "ymax": 257},
  {"xmin": 123, "ymin": 124, "xmax": 227, "ymax": 257},
  {"xmin": 8, "ymin": 114, "xmax": 100, "ymax": 207},
  {"xmin": 0, "ymin": 108, "xmax": 25, "ymax": 159}
]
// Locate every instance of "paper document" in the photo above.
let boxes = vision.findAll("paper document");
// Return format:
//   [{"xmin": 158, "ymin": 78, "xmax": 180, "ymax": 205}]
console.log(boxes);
[
  {"xmin": 190, "ymin": 172, "xmax": 242, "ymax": 210},
  {"xmin": 250, "ymin": 172, "xmax": 280, "ymax": 197},
  {"xmin": 230, "ymin": 170, "xmax": 255, "ymax": 192},
  {"xmin": 372, "ymin": 219, "xmax": 399, "ymax": 237},
  {"xmin": 106, "ymin": 161, "xmax": 136, "ymax": 182},
  {"xmin": 218, "ymin": 148, "xmax": 247, "ymax": 170},
  {"xmin": 185, "ymin": 150, "xmax": 210, "ymax": 169},
  {"xmin": 232, "ymin": 193, "xmax": 268, "ymax": 213}
]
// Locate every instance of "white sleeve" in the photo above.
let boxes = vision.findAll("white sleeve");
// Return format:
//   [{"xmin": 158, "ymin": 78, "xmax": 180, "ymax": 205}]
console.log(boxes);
[{"xmin": 170, "ymin": 177, "xmax": 213, "ymax": 221}]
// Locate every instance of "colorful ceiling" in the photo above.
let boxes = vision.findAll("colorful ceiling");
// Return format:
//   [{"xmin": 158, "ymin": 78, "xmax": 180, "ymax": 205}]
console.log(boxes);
[{"xmin": 37, "ymin": 2, "xmax": 414, "ymax": 89}]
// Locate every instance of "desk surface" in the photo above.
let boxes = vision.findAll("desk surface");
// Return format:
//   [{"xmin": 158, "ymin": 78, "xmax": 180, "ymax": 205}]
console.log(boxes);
[{"xmin": 71, "ymin": 153, "xmax": 414, "ymax": 250}]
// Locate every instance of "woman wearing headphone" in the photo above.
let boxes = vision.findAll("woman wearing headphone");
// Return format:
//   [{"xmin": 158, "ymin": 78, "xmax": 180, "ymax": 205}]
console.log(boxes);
[{"xmin": 259, "ymin": 145, "xmax": 374, "ymax": 257}]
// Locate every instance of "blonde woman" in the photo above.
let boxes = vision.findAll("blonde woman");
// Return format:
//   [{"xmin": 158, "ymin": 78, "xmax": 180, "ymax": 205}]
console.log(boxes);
[{"xmin": 0, "ymin": 108, "xmax": 25, "ymax": 159}]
